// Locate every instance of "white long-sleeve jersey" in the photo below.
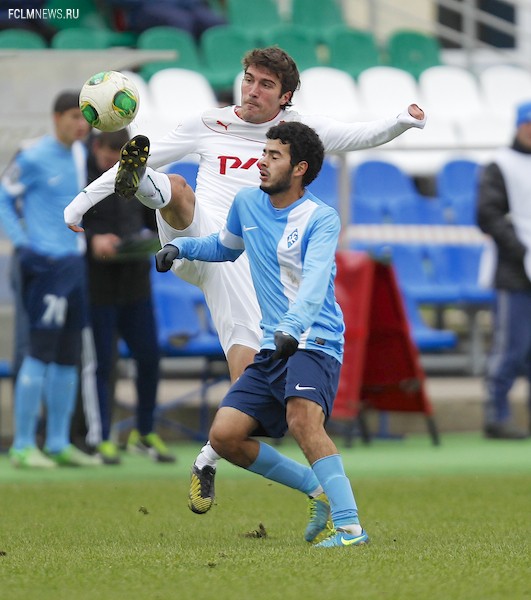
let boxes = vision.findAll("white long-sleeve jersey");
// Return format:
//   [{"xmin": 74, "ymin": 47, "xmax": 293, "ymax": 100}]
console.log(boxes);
[{"xmin": 72, "ymin": 105, "xmax": 425, "ymax": 226}]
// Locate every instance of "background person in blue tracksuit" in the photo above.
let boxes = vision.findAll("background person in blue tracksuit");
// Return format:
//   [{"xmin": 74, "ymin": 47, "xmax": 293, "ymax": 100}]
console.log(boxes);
[
  {"xmin": 0, "ymin": 91, "xmax": 100, "ymax": 468},
  {"xmin": 155, "ymin": 121, "xmax": 368, "ymax": 548}
]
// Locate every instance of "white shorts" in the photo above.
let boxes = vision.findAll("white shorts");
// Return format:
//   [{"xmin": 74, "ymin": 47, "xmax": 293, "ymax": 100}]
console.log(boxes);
[{"xmin": 155, "ymin": 206, "xmax": 262, "ymax": 356}]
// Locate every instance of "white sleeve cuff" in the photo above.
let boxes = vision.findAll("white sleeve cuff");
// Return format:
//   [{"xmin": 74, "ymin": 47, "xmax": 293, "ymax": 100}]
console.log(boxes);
[
  {"xmin": 397, "ymin": 107, "xmax": 427, "ymax": 129},
  {"xmin": 63, "ymin": 191, "xmax": 95, "ymax": 226}
]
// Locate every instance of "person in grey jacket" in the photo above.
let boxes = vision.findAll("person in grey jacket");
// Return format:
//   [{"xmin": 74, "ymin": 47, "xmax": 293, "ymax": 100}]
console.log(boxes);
[{"xmin": 476, "ymin": 100, "xmax": 531, "ymax": 440}]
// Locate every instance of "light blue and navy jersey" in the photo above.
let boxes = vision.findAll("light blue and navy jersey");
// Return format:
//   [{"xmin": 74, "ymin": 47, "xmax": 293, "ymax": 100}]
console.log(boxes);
[
  {"xmin": 175, "ymin": 187, "xmax": 345, "ymax": 363},
  {"xmin": 0, "ymin": 135, "xmax": 86, "ymax": 257}
]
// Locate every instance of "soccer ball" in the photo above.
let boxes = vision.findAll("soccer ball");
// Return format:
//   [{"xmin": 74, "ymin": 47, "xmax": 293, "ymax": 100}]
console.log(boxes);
[{"xmin": 79, "ymin": 71, "xmax": 139, "ymax": 132}]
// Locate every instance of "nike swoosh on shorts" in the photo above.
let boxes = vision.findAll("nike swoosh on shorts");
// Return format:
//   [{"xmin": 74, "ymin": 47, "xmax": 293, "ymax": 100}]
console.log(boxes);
[{"xmin": 295, "ymin": 383, "xmax": 316, "ymax": 391}]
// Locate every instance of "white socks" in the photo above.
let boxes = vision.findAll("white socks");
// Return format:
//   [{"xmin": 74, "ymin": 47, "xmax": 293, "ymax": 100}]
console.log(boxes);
[
  {"xmin": 194, "ymin": 441, "xmax": 221, "ymax": 470},
  {"xmin": 136, "ymin": 167, "xmax": 172, "ymax": 209},
  {"xmin": 309, "ymin": 486, "xmax": 324, "ymax": 498},
  {"xmin": 339, "ymin": 524, "xmax": 363, "ymax": 536}
]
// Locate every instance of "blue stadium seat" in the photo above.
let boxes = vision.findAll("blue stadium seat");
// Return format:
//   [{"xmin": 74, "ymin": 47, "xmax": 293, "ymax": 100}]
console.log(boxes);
[
  {"xmin": 401, "ymin": 293, "xmax": 458, "ymax": 351},
  {"xmin": 307, "ymin": 159, "xmax": 339, "ymax": 211},
  {"xmin": 388, "ymin": 244, "xmax": 461, "ymax": 304},
  {"xmin": 386, "ymin": 195, "xmax": 446, "ymax": 225},
  {"xmin": 351, "ymin": 160, "xmax": 442, "ymax": 224},
  {"xmin": 116, "ymin": 268, "xmax": 226, "ymax": 440},
  {"xmin": 436, "ymin": 159, "xmax": 481, "ymax": 225},
  {"xmin": 351, "ymin": 200, "xmax": 387, "ymax": 224},
  {"xmin": 165, "ymin": 161, "xmax": 199, "ymax": 190},
  {"xmin": 427, "ymin": 244, "xmax": 495, "ymax": 304}
]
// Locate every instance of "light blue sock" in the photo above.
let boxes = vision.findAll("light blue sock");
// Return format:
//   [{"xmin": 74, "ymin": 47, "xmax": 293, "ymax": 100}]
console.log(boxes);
[
  {"xmin": 44, "ymin": 363, "xmax": 78, "ymax": 453},
  {"xmin": 12, "ymin": 356, "xmax": 47, "ymax": 450},
  {"xmin": 312, "ymin": 454, "xmax": 359, "ymax": 528},
  {"xmin": 247, "ymin": 441, "xmax": 320, "ymax": 495}
]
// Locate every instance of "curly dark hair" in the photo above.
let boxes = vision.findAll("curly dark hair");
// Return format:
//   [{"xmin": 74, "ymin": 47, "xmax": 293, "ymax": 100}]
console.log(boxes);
[
  {"xmin": 242, "ymin": 46, "xmax": 300, "ymax": 109},
  {"xmin": 266, "ymin": 122, "xmax": 324, "ymax": 186}
]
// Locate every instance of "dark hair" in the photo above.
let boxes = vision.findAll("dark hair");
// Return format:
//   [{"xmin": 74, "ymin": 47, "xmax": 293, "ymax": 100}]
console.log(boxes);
[
  {"xmin": 242, "ymin": 46, "xmax": 300, "ymax": 109},
  {"xmin": 93, "ymin": 129, "xmax": 130, "ymax": 151},
  {"xmin": 266, "ymin": 122, "xmax": 324, "ymax": 186},
  {"xmin": 53, "ymin": 91, "xmax": 80, "ymax": 114}
]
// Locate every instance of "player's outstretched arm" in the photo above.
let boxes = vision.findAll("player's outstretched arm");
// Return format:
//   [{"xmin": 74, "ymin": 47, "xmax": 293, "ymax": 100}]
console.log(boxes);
[
  {"xmin": 155, "ymin": 231, "xmax": 243, "ymax": 271},
  {"xmin": 64, "ymin": 164, "xmax": 118, "ymax": 231},
  {"xmin": 303, "ymin": 103, "xmax": 426, "ymax": 153}
]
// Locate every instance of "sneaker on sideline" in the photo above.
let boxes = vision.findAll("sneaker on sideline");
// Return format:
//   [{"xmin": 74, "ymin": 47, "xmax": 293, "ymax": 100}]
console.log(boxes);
[
  {"xmin": 97, "ymin": 440, "xmax": 121, "ymax": 465},
  {"xmin": 127, "ymin": 430, "xmax": 176, "ymax": 463},
  {"xmin": 484, "ymin": 422, "xmax": 528, "ymax": 440},
  {"xmin": 47, "ymin": 445, "xmax": 103, "ymax": 467},
  {"xmin": 9, "ymin": 446, "xmax": 57, "ymax": 469}
]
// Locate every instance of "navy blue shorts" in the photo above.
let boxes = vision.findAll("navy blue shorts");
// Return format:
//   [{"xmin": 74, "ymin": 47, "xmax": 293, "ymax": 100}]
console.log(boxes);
[
  {"xmin": 221, "ymin": 349, "xmax": 341, "ymax": 439},
  {"xmin": 19, "ymin": 249, "xmax": 88, "ymax": 364}
]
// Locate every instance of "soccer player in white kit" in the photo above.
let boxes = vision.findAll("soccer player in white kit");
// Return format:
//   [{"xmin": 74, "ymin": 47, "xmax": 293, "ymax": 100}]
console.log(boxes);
[{"xmin": 65, "ymin": 47, "xmax": 426, "ymax": 514}]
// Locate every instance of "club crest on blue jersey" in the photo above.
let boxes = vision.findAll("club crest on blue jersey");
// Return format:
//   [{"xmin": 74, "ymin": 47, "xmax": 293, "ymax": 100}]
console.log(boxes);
[{"xmin": 287, "ymin": 228, "xmax": 298, "ymax": 248}]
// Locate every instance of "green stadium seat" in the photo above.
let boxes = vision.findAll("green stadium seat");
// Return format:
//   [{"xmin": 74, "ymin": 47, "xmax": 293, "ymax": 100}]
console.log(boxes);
[
  {"xmin": 137, "ymin": 26, "xmax": 203, "ymax": 81},
  {"xmin": 325, "ymin": 26, "xmax": 381, "ymax": 79},
  {"xmin": 51, "ymin": 27, "xmax": 115, "ymax": 49},
  {"xmin": 386, "ymin": 30, "xmax": 441, "ymax": 79},
  {"xmin": 290, "ymin": 0, "xmax": 344, "ymax": 39},
  {"xmin": 0, "ymin": 29, "xmax": 47, "ymax": 49},
  {"xmin": 226, "ymin": 0, "xmax": 282, "ymax": 41},
  {"xmin": 200, "ymin": 26, "xmax": 257, "ymax": 92},
  {"xmin": 261, "ymin": 25, "xmax": 321, "ymax": 72}
]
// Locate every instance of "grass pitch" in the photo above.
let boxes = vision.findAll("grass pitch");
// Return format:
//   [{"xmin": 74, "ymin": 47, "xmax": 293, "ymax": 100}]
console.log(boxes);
[{"xmin": 1, "ymin": 433, "xmax": 530, "ymax": 600}]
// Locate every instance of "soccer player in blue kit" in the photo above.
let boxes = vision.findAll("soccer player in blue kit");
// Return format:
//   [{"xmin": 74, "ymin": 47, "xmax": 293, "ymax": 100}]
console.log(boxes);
[
  {"xmin": 0, "ymin": 92, "xmax": 101, "ymax": 468},
  {"xmin": 66, "ymin": 46, "xmax": 425, "ymax": 513},
  {"xmin": 155, "ymin": 121, "xmax": 367, "ymax": 548}
]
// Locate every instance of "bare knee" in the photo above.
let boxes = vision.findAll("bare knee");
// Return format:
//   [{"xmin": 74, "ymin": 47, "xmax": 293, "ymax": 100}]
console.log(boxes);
[
  {"xmin": 209, "ymin": 420, "xmax": 238, "ymax": 459},
  {"xmin": 159, "ymin": 174, "xmax": 195, "ymax": 230},
  {"xmin": 208, "ymin": 407, "xmax": 259, "ymax": 468}
]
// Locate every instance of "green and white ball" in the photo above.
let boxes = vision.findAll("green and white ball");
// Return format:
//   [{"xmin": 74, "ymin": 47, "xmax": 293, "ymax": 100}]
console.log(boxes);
[{"xmin": 79, "ymin": 71, "xmax": 139, "ymax": 132}]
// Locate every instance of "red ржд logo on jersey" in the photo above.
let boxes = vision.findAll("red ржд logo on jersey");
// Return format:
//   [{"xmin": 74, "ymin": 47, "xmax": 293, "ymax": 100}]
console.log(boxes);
[{"xmin": 218, "ymin": 156, "xmax": 259, "ymax": 175}]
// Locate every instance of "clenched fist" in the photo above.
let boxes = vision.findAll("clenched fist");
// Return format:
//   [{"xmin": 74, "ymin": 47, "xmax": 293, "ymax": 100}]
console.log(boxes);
[{"xmin": 155, "ymin": 244, "xmax": 180, "ymax": 272}]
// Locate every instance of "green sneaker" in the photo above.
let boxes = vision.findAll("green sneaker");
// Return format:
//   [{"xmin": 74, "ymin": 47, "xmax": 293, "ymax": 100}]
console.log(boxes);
[
  {"xmin": 97, "ymin": 441, "xmax": 121, "ymax": 465},
  {"xmin": 127, "ymin": 430, "xmax": 176, "ymax": 463},
  {"xmin": 305, "ymin": 493, "xmax": 332, "ymax": 543},
  {"xmin": 9, "ymin": 446, "xmax": 57, "ymax": 469},
  {"xmin": 47, "ymin": 445, "xmax": 102, "ymax": 467},
  {"xmin": 114, "ymin": 134, "xmax": 150, "ymax": 199}
]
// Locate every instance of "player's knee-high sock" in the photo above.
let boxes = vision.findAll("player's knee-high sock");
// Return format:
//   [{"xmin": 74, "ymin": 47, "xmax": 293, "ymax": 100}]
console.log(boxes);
[
  {"xmin": 44, "ymin": 363, "xmax": 78, "ymax": 453},
  {"xmin": 312, "ymin": 454, "xmax": 361, "ymax": 533},
  {"xmin": 136, "ymin": 168, "xmax": 172, "ymax": 209},
  {"xmin": 12, "ymin": 356, "xmax": 47, "ymax": 450},
  {"xmin": 247, "ymin": 441, "xmax": 321, "ymax": 495}
]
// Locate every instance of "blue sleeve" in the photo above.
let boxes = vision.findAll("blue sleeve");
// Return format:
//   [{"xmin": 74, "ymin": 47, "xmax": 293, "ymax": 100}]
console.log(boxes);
[
  {"xmin": 171, "ymin": 196, "xmax": 245, "ymax": 262},
  {"xmin": 0, "ymin": 154, "xmax": 32, "ymax": 248},
  {"xmin": 278, "ymin": 210, "xmax": 340, "ymax": 338}
]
